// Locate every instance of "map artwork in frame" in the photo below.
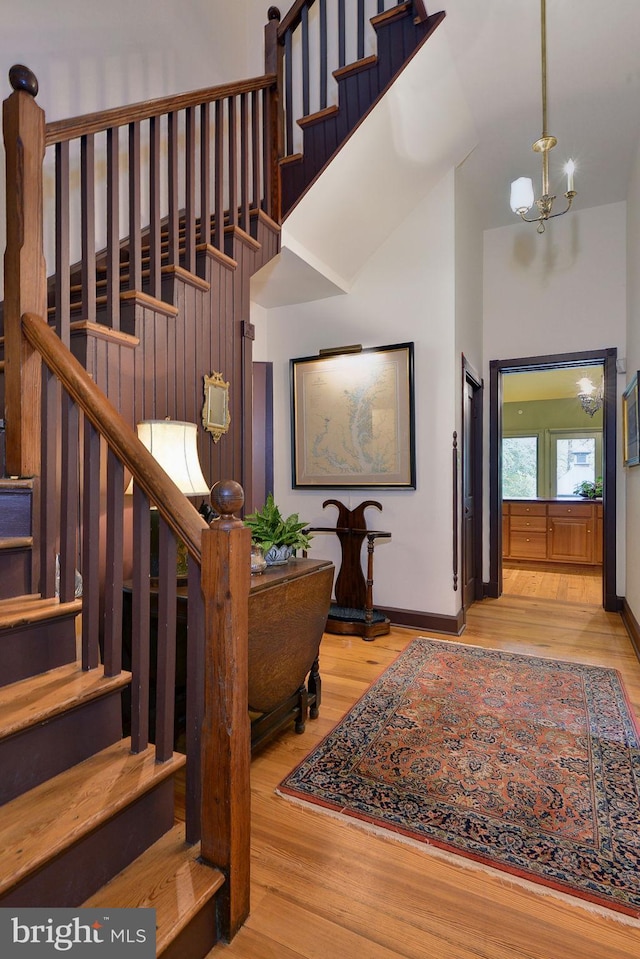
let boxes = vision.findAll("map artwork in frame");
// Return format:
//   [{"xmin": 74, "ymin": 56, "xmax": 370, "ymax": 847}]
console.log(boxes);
[{"xmin": 290, "ymin": 343, "xmax": 415, "ymax": 489}]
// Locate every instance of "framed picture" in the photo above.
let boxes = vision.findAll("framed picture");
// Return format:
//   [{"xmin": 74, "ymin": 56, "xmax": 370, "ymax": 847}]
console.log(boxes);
[
  {"xmin": 623, "ymin": 373, "xmax": 639, "ymax": 467},
  {"xmin": 290, "ymin": 342, "xmax": 415, "ymax": 489}
]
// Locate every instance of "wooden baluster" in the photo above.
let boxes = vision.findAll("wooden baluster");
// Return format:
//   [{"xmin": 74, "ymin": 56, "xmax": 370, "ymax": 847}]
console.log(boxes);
[
  {"xmin": 338, "ymin": 0, "xmax": 346, "ymax": 68},
  {"xmin": 155, "ymin": 518, "xmax": 178, "ymax": 762},
  {"xmin": 200, "ymin": 102, "xmax": 211, "ymax": 247},
  {"xmin": 240, "ymin": 94, "xmax": 250, "ymax": 232},
  {"xmin": 214, "ymin": 99, "xmax": 224, "ymax": 251},
  {"xmin": 39, "ymin": 365, "xmax": 59, "ymax": 598},
  {"xmin": 301, "ymin": 4, "xmax": 310, "ymax": 116},
  {"xmin": 3, "ymin": 65, "xmax": 46, "ymax": 477},
  {"xmin": 149, "ymin": 115, "xmax": 162, "ymax": 300},
  {"xmin": 168, "ymin": 110, "xmax": 180, "ymax": 268},
  {"xmin": 103, "ymin": 448, "xmax": 124, "ymax": 676},
  {"xmin": 200, "ymin": 480, "xmax": 251, "ymax": 941},
  {"xmin": 106, "ymin": 126, "xmax": 120, "ymax": 329},
  {"xmin": 319, "ymin": 0, "xmax": 328, "ymax": 110},
  {"xmin": 185, "ymin": 105, "xmax": 196, "ymax": 274},
  {"xmin": 358, "ymin": 0, "xmax": 365, "ymax": 60},
  {"xmin": 284, "ymin": 29, "xmax": 294, "ymax": 154},
  {"xmin": 128, "ymin": 121, "xmax": 142, "ymax": 291},
  {"xmin": 59, "ymin": 391, "xmax": 79, "ymax": 603},
  {"xmin": 81, "ymin": 133, "xmax": 97, "ymax": 324},
  {"xmin": 185, "ymin": 562, "xmax": 204, "ymax": 844},
  {"xmin": 251, "ymin": 90, "xmax": 259, "ymax": 214},
  {"xmin": 228, "ymin": 96, "xmax": 238, "ymax": 228},
  {"xmin": 264, "ymin": 7, "xmax": 282, "ymax": 216},
  {"xmin": 377, "ymin": 0, "xmax": 385, "ymax": 14},
  {"xmin": 81, "ymin": 416, "xmax": 101, "ymax": 668},
  {"xmin": 55, "ymin": 140, "xmax": 71, "ymax": 345},
  {"xmin": 131, "ymin": 483, "xmax": 151, "ymax": 752}
]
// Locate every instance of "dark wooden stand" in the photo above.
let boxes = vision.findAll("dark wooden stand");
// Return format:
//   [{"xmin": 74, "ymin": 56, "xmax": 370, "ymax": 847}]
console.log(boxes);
[
  {"xmin": 122, "ymin": 557, "xmax": 333, "ymax": 751},
  {"xmin": 308, "ymin": 499, "xmax": 391, "ymax": 641}
]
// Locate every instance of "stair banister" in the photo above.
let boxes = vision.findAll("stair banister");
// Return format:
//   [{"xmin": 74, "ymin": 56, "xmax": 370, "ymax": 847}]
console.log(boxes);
[
  {"xmin": 21, "ymin": 311, "xmax": 207, "ymax": 557},
  {"xmin": 21, "ymin": 309, "xmax": 251, "ymax": 940}
]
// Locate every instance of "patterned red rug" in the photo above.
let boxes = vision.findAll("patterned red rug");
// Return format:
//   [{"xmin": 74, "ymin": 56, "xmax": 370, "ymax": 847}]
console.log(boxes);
[{"xmin": 278, "ymin": 638, "xmax": 640, "ymax": 918}]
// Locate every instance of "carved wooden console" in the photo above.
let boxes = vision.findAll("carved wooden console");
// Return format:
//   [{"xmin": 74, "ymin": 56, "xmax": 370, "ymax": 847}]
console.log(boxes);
[
  {"xmin": 122, "ymin": 557, "xmax": 334, "ymax": 751},
  {"xmin": 307, "ymin": 499, "xmax": 391, "ymax": 641}
]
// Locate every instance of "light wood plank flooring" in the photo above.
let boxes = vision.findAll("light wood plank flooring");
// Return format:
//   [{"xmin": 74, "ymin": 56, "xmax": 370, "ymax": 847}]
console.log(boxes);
[
  {"xmin": 208, "ymin": 595, "xmax": 640, "ymax": 959},
  {"xmin": 503, "ymin": 562, "xmax": 602, "ymax": 605}
]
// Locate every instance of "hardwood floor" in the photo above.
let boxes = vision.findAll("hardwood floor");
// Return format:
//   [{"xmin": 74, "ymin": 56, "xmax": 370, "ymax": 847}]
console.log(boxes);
[
  {"xmin": 207, "ymin": 595, "xmax": 640, "ymax": 959},
  {"xmin": 502, "ymin": 561, "xmax": 602, "ymax": 605}
]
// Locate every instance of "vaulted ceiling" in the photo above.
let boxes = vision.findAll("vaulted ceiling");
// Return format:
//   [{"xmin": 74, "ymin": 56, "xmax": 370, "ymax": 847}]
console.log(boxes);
[{"xmin": 442, "ymin": 0, "xmax": 640, "ymax": 230}]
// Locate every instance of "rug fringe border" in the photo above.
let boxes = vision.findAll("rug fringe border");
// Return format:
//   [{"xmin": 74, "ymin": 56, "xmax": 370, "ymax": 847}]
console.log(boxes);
[{"xmin": 275, "ymin": 787, "xmax": 640, "ymax": 929}]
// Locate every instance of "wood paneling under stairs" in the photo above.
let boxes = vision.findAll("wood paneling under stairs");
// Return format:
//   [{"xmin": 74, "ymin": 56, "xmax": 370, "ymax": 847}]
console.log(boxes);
[
  {"xmin": 199, "ymin": 597, "xmax": 640, "ymax": 959},
  {"xmin": 503, "ymin": 562, "xmax": 602, "ymax": 605}
]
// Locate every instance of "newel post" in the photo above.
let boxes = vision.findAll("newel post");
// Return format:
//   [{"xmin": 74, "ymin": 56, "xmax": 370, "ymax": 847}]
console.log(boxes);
[
  {"xmin": 3, "ymin": 65, "xmax": 46, "ymax": 477},
  {"xmin": 264, "ymin": 7, "xmax": 283, "ymax": 221},
  {"xmin": 200, "ymin": 480, "xmax": 252, "ymax": 941}
]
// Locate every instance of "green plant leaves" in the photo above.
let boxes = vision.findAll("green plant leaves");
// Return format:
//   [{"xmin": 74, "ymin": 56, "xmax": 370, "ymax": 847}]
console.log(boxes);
[{"xmin": 243, "ymin": 492, "xmax": 313, "ymax": 552}]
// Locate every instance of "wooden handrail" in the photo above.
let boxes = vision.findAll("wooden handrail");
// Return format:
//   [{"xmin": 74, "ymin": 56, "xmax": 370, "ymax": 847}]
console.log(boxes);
[
  {"xmin": 276, "ymin": 0, "xmax": 315, "ymax": 38},
  {"xmin": 45, "ymin": 73, "xmax": 277, "ymax": 146},
  {"xmin": 21, "ymin": 311, "xmax": 208, "ymax": 562}
]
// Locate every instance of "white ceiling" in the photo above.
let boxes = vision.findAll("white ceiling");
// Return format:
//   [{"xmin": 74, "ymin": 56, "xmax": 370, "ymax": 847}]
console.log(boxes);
[
  {"xmin": 441, "ymin": 0, "xmax": 640, "ymax": 230},
  {"xmin": 502, "ymin": 365, "xmax": 604, "ymax": 403}
]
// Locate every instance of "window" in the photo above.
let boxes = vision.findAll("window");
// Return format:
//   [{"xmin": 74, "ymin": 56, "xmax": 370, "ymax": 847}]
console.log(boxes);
[
  {"xmin": 502, "ymin": 435, "xmax": 538, "ymax": 498},
  {"xmin": 550, "ymin": 430, "xmax": 602, "ymax": 498}
]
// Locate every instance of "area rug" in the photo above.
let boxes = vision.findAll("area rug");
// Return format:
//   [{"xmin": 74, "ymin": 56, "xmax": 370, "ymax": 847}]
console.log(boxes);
[{"xmin": 278, "ymin": 638, "xmax": 640, "ymax": 919}]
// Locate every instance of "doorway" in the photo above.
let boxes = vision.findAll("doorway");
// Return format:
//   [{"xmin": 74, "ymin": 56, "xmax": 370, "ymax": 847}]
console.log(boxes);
[
  {"xmin": 489, "ymin": 348, "xmax": 618, "ymax": 611},
  {"xmin": 462, "ymin": 357, "xmax": 483, "ymax": 611}
]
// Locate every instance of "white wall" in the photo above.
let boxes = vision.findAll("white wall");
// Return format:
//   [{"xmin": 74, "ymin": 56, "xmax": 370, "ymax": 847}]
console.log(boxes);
[
  {"xmin": 483, "ymin": 201, "xmax": 628, "ymax": 590},
  {"xmin": 0, "ymin": 0, "xmax": 268, "ymax": 290},
  {"xmin": 625, "ymin": 139, "xmax": 640, "ymax": 620},
  {"xmin": 255, "ymin": 172, "xmax": 461, "ymax": 618}
]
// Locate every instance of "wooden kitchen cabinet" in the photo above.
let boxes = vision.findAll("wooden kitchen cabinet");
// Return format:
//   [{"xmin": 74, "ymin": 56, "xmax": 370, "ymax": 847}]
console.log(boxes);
[{"xmin": 503, "ymin": 500, "xmax": 601, "ymax": 566}]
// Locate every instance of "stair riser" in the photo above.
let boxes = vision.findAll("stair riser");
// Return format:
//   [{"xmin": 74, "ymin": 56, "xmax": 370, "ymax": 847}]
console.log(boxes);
[
  {"xmin": 160, "ymin": 899, "xmax": 218, "ymax": 959},
  {"xmin": 0, "ymin": 777, "xmax": 175, "ymax": 907},
  {"xmin": 0, "ymin": 547, "xmax": 31, "ymax": 600},
  {"xmin": 0, "ymin": 692, "xmax": 124, "ymax": 805},
  {"xmin": 0, "ymin": 617, "xmax": 77, "ymax": 687},
  {"xmin": 0, "ymin": 489, "xmax": 31, "ymax": 538}
]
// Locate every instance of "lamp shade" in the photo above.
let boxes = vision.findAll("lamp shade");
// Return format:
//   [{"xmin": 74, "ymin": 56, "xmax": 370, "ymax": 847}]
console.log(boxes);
[
  {"xmin": 510, "ymin": 177, "xmax": 534, "ymax": 214},
  {"xmin": 130, "ymin": 420, "xmax": 210, "ymax": 496}
]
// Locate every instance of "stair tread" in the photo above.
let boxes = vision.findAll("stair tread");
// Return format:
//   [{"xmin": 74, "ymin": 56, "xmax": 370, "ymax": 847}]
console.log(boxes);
[
  {"xmin": 0, "ymin": 662, "xmax": 131, "ymax": 742},
  {"xmin": 0, "ymin": 739, "xmax": 185, "ymax": 896},
  {"xmin": 0, "ymin": 537, "xmax": 33, "ymax": 550},
  {"xmin": 0, "ymin": 595, "xmax": 82, "ymax": 630},
  {"xmin": 83, "ymin": 822, "xmax": 225, "ymax": 954}
]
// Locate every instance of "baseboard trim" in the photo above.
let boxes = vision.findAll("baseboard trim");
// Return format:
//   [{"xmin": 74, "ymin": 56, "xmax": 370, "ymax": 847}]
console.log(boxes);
[
  {"xmin": 621, "ymin": 597, "xmax": 640, "ymax": 664},
  {"xmin": 378, "ymin": 605, "xmax": 465, "ymax": 636},
  {"xmin": 483, "ymin": 581, "xmax": 499, "ymax": 599}
]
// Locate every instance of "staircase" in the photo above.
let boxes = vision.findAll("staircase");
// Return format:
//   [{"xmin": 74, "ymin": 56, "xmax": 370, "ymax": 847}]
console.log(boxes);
[{"xmin": 0, "ymin": 1, "xmax": 443, "ymax": 953}]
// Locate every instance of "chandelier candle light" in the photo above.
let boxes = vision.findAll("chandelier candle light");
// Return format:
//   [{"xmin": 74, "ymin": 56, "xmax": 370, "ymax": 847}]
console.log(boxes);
[{"xmin": 510, "ymin": 0, "xmax": 577, "ymax": 232}]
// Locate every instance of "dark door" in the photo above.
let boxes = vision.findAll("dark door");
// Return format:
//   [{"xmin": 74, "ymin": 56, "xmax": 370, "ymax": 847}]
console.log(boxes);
[{"xmin": 462, "ymin": 366, "xmax": 483, "ymax": 611}]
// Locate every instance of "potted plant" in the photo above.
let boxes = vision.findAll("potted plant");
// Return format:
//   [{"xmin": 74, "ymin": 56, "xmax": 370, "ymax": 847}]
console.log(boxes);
[
  {"xmin": 573, "ymin": 477, "xmax": 603, "ymax": 499},
  {"xmin": 244, "ymin": 493, "xmax": 313, "ymax": 566}
]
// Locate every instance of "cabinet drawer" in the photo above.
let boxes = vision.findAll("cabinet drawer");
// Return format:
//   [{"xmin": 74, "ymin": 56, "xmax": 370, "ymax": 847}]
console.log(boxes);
[
  {"xmin": 509, "ymin": 515, "xmax": 547, "ymax": 533},
  {"xmin": 547, "ymin": 503, "xmax": 592, "ymax": 518},
  {"xmin": 509, "ymin": 503, "xmax": 547, "ymax": 517},
  {"xmin": 509, "ymin": 531, "xmax": 547, "ymax": 559}
]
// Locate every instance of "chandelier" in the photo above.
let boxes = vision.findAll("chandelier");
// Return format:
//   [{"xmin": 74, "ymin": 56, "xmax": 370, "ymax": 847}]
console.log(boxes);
[
  {"xmin": 576, "ymin": 377, "xmax": 604, "ymax": 417},
  {"xmin": 510, "ymin": 0, "xmax": 577, "ymax": 233}
]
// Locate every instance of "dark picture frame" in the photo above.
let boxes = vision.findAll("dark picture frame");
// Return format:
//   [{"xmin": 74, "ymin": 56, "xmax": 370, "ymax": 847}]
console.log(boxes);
[
  {"xmin": 290, "ymin": 342, "xmax": 415, "ymax": 489},
  {"xmin": 622, "ymin": 373, "xmax": 639, "ymax": 467}
]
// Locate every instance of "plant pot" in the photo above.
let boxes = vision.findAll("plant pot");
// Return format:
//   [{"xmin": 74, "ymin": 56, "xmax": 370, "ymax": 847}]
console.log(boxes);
[{"xmin": 264, "ymin": 544, "xmax": 293, "ymax": 566}]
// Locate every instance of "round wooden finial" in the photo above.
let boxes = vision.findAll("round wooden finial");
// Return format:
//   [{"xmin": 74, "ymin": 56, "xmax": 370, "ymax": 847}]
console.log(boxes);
[
  {"xmin": 267, "ymin": 7, "xmax": 281, "ymax": 21},
  {"xmin": 210, "ymin": 479, "xmax": 244, "ymax": 519},
  {"xmin": 9, "ymin": 65, "xmax": 38, "ymax": 97}
]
